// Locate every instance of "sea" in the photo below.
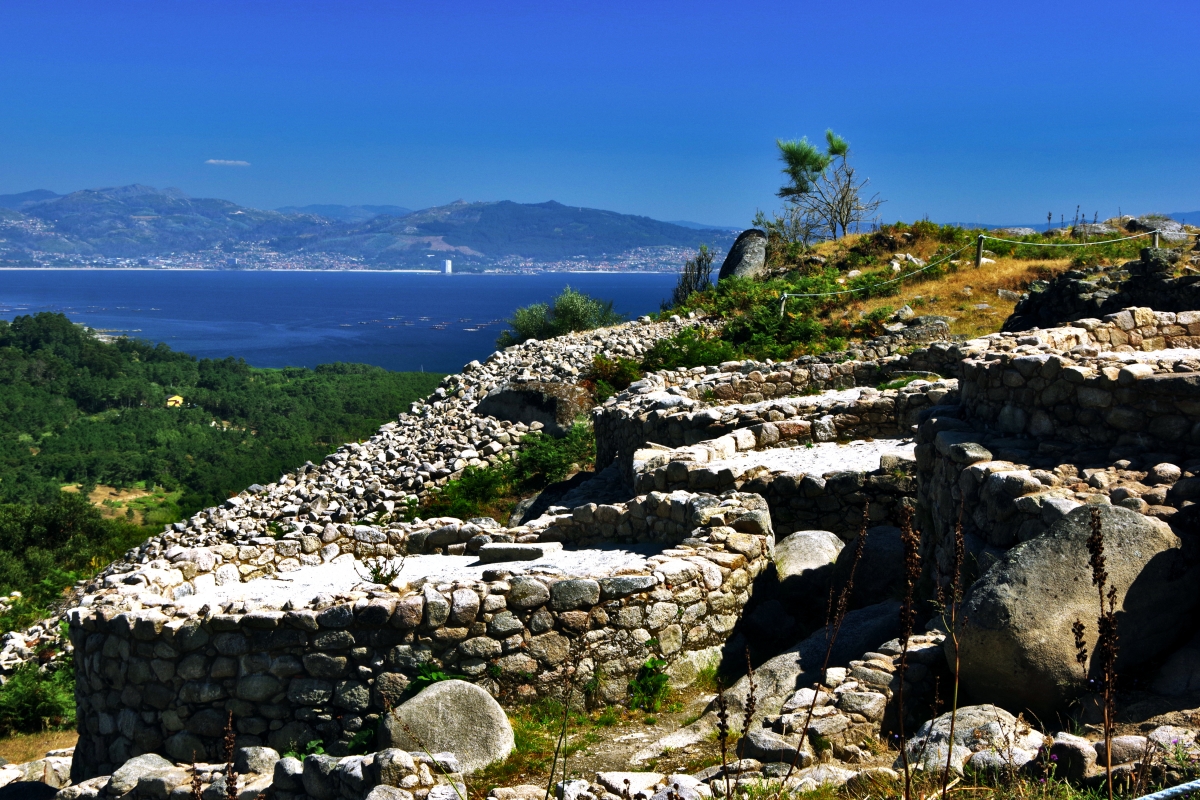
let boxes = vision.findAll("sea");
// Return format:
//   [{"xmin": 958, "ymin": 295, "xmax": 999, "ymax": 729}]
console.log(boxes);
[{"xmin": 0, "ymin": 270, "xmax": 681, "ymax": 373}]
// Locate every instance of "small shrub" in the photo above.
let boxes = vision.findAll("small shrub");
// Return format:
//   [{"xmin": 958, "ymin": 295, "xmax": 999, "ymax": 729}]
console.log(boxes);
[
  {"xmin": 583, "ymin": 354, "xmax": 642, "ymax": 402},
  {"xmin": 345, "ymin": 718, "xmax": 379, "ymax": 755},
  {"xmin": 420, "ymin": 464, "xmax": 512, "ymax": 520},
  {"xmin": 409, "ymin": 663, "xmax": 466, "ymax": 695},
  {"xmin": 497, "ymin": 287, "xmax": 625, "ymax": 347},
  {"xmin": 283, "ymin": 739, "xmax": 326, "ymax": 759},
  {"xmin": 596, "ymin": 706, "xmax": 619, "ymax": 726},
  {"xmin": 628, "ymin": 657, "xmax": 670, "ymax": 712},
  {"xmin": 356, "ymin": 556, "xmax": 404, "ymax": 586}
]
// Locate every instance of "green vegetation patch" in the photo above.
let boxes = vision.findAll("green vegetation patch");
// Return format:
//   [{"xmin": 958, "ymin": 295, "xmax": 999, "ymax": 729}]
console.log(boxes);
[
  {"xmin": 0, "ymin": 492, "xmax": 148, "ymax": 631},
  {"xmin": 496, "ymin": 288, "xmax": 625, "ymax": 347},
  {"xmin": 0, "ymin": 312, "xmax": 443, "ymax": 514},
  {"xmin": 417, "ymin": 423, "xmax": 595, "ymax": 522}
]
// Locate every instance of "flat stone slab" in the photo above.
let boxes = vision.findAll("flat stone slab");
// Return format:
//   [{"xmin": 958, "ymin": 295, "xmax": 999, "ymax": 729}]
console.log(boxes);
[
  {"xmin": 176, "ymin": 547, "xmax": 656, "ymax": 612},
  {"xmin": 708, "ymin": 438, "xmax": 916, "ymax": 477},
  {"xmin": 477, "ymin": 542, "xmax": 564, "ymax": 563}
]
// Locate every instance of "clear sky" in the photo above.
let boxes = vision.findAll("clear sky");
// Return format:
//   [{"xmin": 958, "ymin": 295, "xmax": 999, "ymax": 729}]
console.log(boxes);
[{"xmin": 1, "ymin": 1, "xmax": 1196, "ymax": 227}]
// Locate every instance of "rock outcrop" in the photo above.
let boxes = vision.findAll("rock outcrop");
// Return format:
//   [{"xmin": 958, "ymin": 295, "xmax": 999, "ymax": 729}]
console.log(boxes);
[
  {"xmin": 716, "ymin": 230, "xmax": 768, "ymax": 282},
  {"xmin": 956, "ymin": 504, "xmax": 1199, "ymax": 719}
]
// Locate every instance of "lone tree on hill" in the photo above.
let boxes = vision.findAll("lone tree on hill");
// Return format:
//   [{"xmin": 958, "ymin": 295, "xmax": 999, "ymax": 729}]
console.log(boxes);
[{"xmin": 774, "ymin": 129, "xmax": 884, "ymax": 240}]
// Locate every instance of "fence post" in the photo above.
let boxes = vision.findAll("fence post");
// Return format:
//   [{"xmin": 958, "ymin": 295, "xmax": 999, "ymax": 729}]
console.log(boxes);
[
  {"xmin": 779, "ymin": 295, "xmax": 788, "ymax": 318},
  {"xmin": 1154, "ymin": 230, "xmax": 1160, "ymax": 248},
  {"xmin": 975, "ymin": 235, "xmax": 984, "ymax": 269}
]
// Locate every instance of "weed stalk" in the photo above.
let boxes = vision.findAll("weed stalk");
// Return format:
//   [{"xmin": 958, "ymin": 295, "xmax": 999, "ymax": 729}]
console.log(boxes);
[
  {"xmin": 715, "ymin": 678, "xmax": 731, "ymax": 800},
  {"xmin": 1086, "ymin": 507, "xmax": 1119, "ymax": 800},
  {"xmin": 775, "ymin": 505, "xmax": 869, "ymax": 793},
  {"xmin": 939, "ymin": 504, "xmax": 965, "ymax": 800},
  {"xmin": 223, "ymin": 711, "xmax": 238, "ymax": 800},
  {"xmin": 897, "ymin": 505, "xmax": 922, "ymax": 800}
]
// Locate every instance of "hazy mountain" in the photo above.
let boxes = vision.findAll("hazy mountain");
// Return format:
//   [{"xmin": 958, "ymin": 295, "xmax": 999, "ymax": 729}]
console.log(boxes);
[
  {"xmin": 4, "ymin": 185, "xmax": 327, "ymax": 257},
  {"xmin": 666, "ymin": 219, "xmax": 739, "ymax": 231},
  {"xmin": 1, "ymin": 187, "xmax": 732, "ymax": 267},
  {"xmin": 276, "ymin": 204, "xmax": 413, "ymax": 223},
  {"xmin": 0, "ymin": 189, "xmax": 61, "ymax": 209}
]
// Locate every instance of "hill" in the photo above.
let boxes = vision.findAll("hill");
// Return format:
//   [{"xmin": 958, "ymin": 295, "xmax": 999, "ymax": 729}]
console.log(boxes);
[
  {"xmin": 275, "ymin": 203, "xmax": 413, "ymax": 222},
  {"xmin": 0, "ymin": 190, "xmax": 60, "ymax": 209},
  {"xmin": 3, "ymin": 184, "xmax": 328, "ymax": 258},
  {"xmin": 0, "ymin": 186, "xmax": 733, "ymax": 268}
]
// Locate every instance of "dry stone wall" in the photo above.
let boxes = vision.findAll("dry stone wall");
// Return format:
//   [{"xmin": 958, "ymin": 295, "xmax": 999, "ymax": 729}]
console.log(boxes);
[
  {"xmin": 69, "ymin": 491, "xmax": 774, "ymax": 781},
  {"xmin": 915, "ymin": 307, "xmax": 1200, "ymax": 580},
  {"xmin": 594, "ymin": 326, "xmax": 961, "ymax": 475}
]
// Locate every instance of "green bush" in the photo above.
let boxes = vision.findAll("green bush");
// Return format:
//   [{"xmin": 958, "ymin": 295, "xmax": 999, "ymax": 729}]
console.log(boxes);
[
  {"xmin": 496, "ymin": 288, "xmax": 625, "ymax": 347},
  {"xmin": 641, "ymin": 327, "xmax": 741, "ymax": 371},
  {"xmin": 419, "ymin": 464, "xmax": 512, "ymax": 520},
  {"xmin": 417, "ymin": 422, "xmax": 596, "ymax": 520},
  {"xmin": 0, "ymin": 660, "xmax": 76, "ymax": 735},
  {"xmin": 628, "ymin": 657, "xmax": 670, "ymax": 712},
  {"xmin": 585, "ymin": 354, "xmax": 642, "ymax": 402},
  {"xmin": 511, "ymin": 423, "xmax": 594, "ymax": 490}
]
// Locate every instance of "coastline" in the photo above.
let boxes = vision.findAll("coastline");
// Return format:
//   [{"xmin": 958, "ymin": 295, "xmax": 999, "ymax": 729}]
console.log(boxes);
[{"xmin": 0, "ymin": 267, "xmax": 676, "ymax": 274}]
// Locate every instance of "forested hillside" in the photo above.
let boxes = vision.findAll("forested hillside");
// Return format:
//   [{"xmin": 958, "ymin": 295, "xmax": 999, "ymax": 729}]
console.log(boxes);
[{"xmin": 0, "ymin": 313, "xmax": 443, "ymax": 515}]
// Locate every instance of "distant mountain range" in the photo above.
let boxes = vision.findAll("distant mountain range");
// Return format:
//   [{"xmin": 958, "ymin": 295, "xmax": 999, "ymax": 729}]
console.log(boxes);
[
  {"xmin": 0, "ymin": 185, "xmax": 735, "ymax": 268},
  {"xmin": 275, "ymin": 203, "xmax": 413, "ymax": 223}
]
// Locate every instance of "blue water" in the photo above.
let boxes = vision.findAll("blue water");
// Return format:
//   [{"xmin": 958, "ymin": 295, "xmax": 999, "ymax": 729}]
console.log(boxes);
[{"xmin": 0, "ymin": 270, "xmax": 680, "ymax": 373}]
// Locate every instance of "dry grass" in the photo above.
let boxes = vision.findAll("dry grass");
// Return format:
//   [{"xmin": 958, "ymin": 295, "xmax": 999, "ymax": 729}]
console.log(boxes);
[
  {"xmin": 847, "ymin": 256, "xmax": 1072, "ymax": 340},
  {"xmin": 0, "ymin": 729, "xmax": 77, "ymax": 764}
]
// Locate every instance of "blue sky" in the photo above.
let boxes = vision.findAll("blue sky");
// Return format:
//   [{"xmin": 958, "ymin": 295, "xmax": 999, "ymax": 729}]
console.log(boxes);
[{"xmin": 1, "ymin": 1, "xmax": 1196, "ymax": 226}]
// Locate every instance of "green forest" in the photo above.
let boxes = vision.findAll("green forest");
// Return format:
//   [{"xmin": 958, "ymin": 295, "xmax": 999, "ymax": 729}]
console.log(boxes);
[
  {"xmin": 0, "ymin": 312, "xmax": 442, "ymax": 628},
  {"xmin": 0, "ymin": 313, "xmax": 442, "ymax": 514}
]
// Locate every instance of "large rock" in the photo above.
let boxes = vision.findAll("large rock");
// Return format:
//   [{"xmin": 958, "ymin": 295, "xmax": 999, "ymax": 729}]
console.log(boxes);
[
  {"xmin": 832, "ymin": 526, "xmax": 903, "ymax": 609},
  {"xmin": 106, "ymin": 755, "xmax": 175, "ymax": 796},
  {"xmin": 957, "ymin": 505, "xmax": 1200, "ymax": 719},
  {"xmin": 717, "ymin": 230, "xmax": 768, "ymax": 282},
  {"xmin": 379, "ymin": 680, "xmax": 514, "ymax": 773},
  {"xmin": 900, "ymin": 705, "xmax": 1044, "ymax": 774},
  {"xmin": 774, "ymin": 530, "xmax": 843, "ymax": 599},
  {"xmin": 475, "ymin": 381, "xmax": 591, "ymax": 438}
]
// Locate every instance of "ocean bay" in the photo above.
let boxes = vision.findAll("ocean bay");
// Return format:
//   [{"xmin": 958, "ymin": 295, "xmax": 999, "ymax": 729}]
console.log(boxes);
[{"xmin": 0, "ymin": 269, "xmax": 679, "ymax": 372}]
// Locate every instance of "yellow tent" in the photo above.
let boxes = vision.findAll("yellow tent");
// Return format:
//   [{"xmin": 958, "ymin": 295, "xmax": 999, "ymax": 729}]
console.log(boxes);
[{"xmin": 166, "ymin": 395, "xmax": 184, "ymax": 408}]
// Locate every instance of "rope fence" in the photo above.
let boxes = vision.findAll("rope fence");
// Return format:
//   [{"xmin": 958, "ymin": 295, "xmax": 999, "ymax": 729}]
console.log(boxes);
[{"xmin": 778, "ymin": 225, "xmax": 1198, "ymax": 315}]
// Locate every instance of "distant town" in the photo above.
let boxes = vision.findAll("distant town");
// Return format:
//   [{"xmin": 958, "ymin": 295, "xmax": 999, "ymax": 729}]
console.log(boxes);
[{"xmin": 2, "ymin": 241, "xmax": 712, "ymax": 273}]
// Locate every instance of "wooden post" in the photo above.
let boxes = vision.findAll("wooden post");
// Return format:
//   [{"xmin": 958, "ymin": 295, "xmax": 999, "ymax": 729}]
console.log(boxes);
[
  {"xmin": 975, "ymin": 235, "xmax": 984, "ymax": 269},
  {"xmin": 1154, "ymin": 230, "xmax": 1160, "ymax": 249}
]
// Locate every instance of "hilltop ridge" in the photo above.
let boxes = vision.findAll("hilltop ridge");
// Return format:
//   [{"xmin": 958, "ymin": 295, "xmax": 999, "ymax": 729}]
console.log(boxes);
[{"xmin": 0, "ymin": 186, "xmax": 733, "ymax": 270}]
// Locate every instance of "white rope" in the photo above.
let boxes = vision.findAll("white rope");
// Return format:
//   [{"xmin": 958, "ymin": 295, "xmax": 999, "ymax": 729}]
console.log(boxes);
[
  {"xmin": 776, "ymin": 226, "xmax": 1195, "ymax": 309},
  {"xmin": 778, "ymin": 241, "xmax": 974, "ymax": 303},
  {"xmin": 1131, "ymin": 777, "xmax": 1200, "ymax": 800},
  {"xmin": 981, "ymin": 230, "xmax": 1159, "ymax": 247}
]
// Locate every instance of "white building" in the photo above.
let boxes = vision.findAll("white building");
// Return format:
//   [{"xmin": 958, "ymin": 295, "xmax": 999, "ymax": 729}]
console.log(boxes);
[{"xmin": 444, "ymin": 259, "xmax": 452, "ymax": 274}]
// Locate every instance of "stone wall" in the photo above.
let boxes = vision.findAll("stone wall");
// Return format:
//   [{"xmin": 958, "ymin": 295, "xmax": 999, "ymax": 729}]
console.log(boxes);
[
  {"xmin": 595, "ymin": 375, "xmax": 957, "ymax": 481},
  {"xmin": 960, "ymin": 308, "xmax": 1200, "ymax": 454},
  {"xmin": 69, "ymin": 492, "xmax": 774, "ymax": 781}
]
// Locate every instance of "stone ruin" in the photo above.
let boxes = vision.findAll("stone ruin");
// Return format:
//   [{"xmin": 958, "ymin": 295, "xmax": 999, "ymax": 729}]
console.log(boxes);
[{"xmin": 10, "ymin": 250, "xmax": 1200, "ymax": 800}]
